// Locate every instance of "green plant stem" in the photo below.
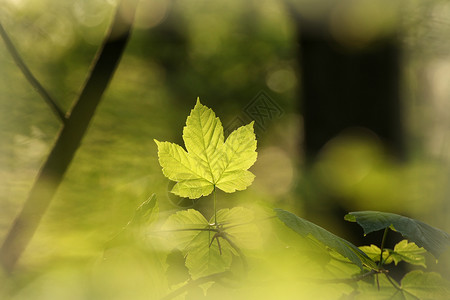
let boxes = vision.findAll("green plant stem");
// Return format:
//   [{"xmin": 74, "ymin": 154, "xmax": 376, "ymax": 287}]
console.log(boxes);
[
  {"xmin": 384, "ymin": 273, "xmax": 403, "ymax": 292},
  {"xmin": 378, "ymin": 227, "xmax": 389, "ymax": 268},
  {"xmin": 161, "ymin": 271, "xmax": 231, "ymax": 300},
  {"xmin": 213, "ymin": 185, "xmax": 217, "ymax": 225},
  {"xmin": 0, "ymin": 21, "xmax": 66, "ymax": 123},
  {"xmin": 314, "ymin": 269, "xmax": 378, "ymax": 284}
]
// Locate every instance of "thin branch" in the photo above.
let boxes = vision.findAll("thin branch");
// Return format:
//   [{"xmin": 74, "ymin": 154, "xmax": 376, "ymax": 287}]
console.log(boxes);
[
  {"xmin": 313, "ymin": 269, "xmax": 379, "ymax": 284},
  {"xmin": 222, "ymin": 215, "xmax": 277, "ymax": 230},
  {"xmin": 151, "ymin": 228, "xmax": 220, "ymax": 234},
  {"xmin": 161, "ymin": 271, "xmax": 231, "ymax": 300},
  {"xmin": 0, "ymin": 21, "xmax": 66, "ymax": 123},
  {"xmin": 384, "ymin": 273, "xmax": 404, "ymax": 292},
  {"xmin": 0, "ymin": 0, "xmax": 139, "ymax": 273}
]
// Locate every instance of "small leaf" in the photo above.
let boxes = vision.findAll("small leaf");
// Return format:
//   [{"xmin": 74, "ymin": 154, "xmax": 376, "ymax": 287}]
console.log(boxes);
[
  {"xmin": 131, "ymin": 194, "xmax": 158, "ymax": 227},
  {"xmin": 104, "ymin": 195, "xmax": 159, "ymax": 249},
  {"xmin": 345, "ymin": 211, "xmax": 450, "ymax": 258},
  {"xmin": 275, "ymin": 208, "xmax": 376, "ymax": 270},
  {"xmin": 185, "ymin": 230, "xmax": 233, "ymax": 279},
  {"xmin": 358, "ymin": 271, "xmax": 450, "ymax": 299},
  {"xmin": 162, "ymin": 207, "xmax": 257, "ymax": 280},
  {"xmin": 155, "ymin": 99, "xmax": 257, "ymax": 199},
  {"xmin": 401, "ymin": 270, "xmax": 450, "ymax": 300},
  {"xmin": 163, "ymin": 209, "xmax": 209, "ymax": 250},
  {"xmin": 216, "ymin": 207, "xmax": 261, "ymax": 249},
  {"xmin": 389, "ymin": 240, "xmax": 427, "ymax": 268},
  {"xmin": 358, "ymin": 245, "xmax": 392, "ymax": 264}
]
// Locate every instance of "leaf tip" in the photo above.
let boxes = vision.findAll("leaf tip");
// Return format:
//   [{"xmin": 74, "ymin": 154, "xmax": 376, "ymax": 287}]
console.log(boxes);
[{"xmin": 344, "ymin": 214, "xmax": 356, "ymax": 222}]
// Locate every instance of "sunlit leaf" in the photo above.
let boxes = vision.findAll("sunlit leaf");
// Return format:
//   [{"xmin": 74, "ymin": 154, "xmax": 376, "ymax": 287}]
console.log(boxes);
[
  {"xmin": 217, "ymin": 207, "xmax": 261, "ymax": 249},
  {"xmin": 358, "ymin": 244, "xmax": 392, "ymax": 264},
  {"xmin": 163, "ymin": 207, "xmax": 257, "ymax": 279},
  {"xmin": 155, "ymin": 99, "xmax": 257, "ymax": 199},
  {"xmin": 163, "ymin": 209, "xmax": 209, "ymax": 251},
  {"xmin": 355, "ymin": 273, "xmax": 402, "ymax": 299},
  {"xmin": 185, "ymin": 229, "xmax": 233, "ymax": 279},
  {"xmin": 400, "ymin": 270, "xmax": 450, "ymax": 300},
  {"xmin": 345, "ymin": 211, "xmax": 450, "ymax": 258},
  {"xmin": 388, "ymin": 240, "xmax": 427, "ymax": 268},
  {"xmin": 357, "ymin": 271, "xmax": 450, "ymax": 300},
  {"xmin": 275, "ymin": 208, "xmax": 377, "ymax": 270}
]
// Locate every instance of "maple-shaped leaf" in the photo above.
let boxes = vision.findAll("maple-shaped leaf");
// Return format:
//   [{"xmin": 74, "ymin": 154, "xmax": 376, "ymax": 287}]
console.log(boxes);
[{"xmin": 155, "ymin": 98, "xmax": 257, "ymax": 199}]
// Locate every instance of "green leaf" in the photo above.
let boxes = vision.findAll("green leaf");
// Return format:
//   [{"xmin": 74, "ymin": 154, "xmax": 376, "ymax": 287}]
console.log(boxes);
[
  {"xmin": 155, "ymin": 98, "xmax": 257, "ymax": 199},
  {"xmin": 131, "ymin": 194, "xmax": 158, "ymax": 227},
  {"xmin": 358, "ymin": 244, "xmax": 392, "ymax": 264},
  {"xmin": 162, "ymin": 207, "xmax": 257, "ymax": 279},
  {"xmin": 275, "ymin": 208, "xmax": 377, "ymax": 270},
  {"xmin": 356, "ymin": 271, "xmax": 450, "ymax": 300},
  {"xmin": 104, "ymin": 194, "xmax": 159, "ymax": 250},
  {"xmin": 345, "ymin": 211, "xmax": 450, "ymax": 258},
  {"xmin": 400, "ymin": 270, "xmax": 450, "ymax": 300},
  {"xmin": 185, "ymin": 229, "xmax": 233, "ymax": 279},
  {"xmin": 389, "ymin": 240, "xmax": 427, "ymax": 268},
  {"xmin": 216, "ymin": 207, "xmax": 261, "ymax": 249},
  {"xmin": 163, "ymin": 209, "xmax": 210, "ymax": 251}
]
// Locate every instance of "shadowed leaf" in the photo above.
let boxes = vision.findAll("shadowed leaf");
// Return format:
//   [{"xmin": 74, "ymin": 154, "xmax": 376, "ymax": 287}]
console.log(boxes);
[{"xmin": 345, "ymin": 211, "xmax": 450, "ymax": 258}]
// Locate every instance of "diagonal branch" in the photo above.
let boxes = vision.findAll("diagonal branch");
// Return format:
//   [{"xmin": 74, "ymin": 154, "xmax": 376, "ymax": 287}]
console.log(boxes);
[
  {"xmin": 0, "ymin": 0, "xmax": 139, "ymax": 273},
  {"xmin": 161, "ymin": 271, "xmax": 232, "ymax": 300},
  {"xmin": 0, "ymin": 21, "xmax": 66, "ymax": 123}
]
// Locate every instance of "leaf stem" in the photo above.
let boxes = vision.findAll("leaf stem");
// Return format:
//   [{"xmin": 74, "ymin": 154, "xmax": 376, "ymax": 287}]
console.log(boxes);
[
  {"xmin": 213, "ymin": 185, "xmax": 217, "ymax": 226},
  {"xmin": 314, "ymin": 269, "xmax": 378, "ymax": 284},
  {"xmin": 384, "ymin": 273, "xmax": 403, "ymax": 292},
  {"xmin": 379, "ymin": 227, "xmax": 389, "ymax": 268},
  {"xmin": 161, "ymin": 271, "xmax": 231, "ymax": 300}
]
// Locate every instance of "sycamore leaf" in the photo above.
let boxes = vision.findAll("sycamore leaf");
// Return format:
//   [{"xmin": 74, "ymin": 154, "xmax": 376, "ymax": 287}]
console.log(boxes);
[
  {"xmin": 389, "ymin": 240, "xmax": 427, "ymax": 268},
  {"xmin": 185, "ymin": 229, "xmax": 233, "ymax": 280},
  {"xmin": 162, "ymin": 207, "xmax": 257, "ymax": 279},
  {"xmin": 345, "ymin": 211, "xmax": 450, "ymax": 258},
  {"xmin": 217, "ymin": 207, "xmax": 261, "ymax": 249},
  {"xmin": 356, "ymin": 271, "xmax": 450, "ymax": 300},
  {"xmin": 162, "ymin": 209, "xmax": 209, "ymax": 251},
  {"xmin": 400, "ymin": 270, "xmax": 450, "ymax": 300},
  {"xmin": 359, "ymin": 244, "xmax": 392, "ymax": 264},
  {"xmin": 275, "ymin": 208, "xmax": 377, "ymax": 270},
  {"xmin": 155, "ymin": 98, "xmax": 257, "ymax": 199}
]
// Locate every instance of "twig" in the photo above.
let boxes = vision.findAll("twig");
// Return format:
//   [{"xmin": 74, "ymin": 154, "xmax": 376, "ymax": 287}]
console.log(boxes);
[
  {"xmin": 314, "ymin": 269, "xmax": 379, "ymax": 284},
  {"xmin": 161, "ymin": 271, "xmax": 231, "ymax": 300},
  {"xmin": 0, "ymin": 0, "xmax": 139, "ymax": 273},
  {"xmin": 0, "ymin": 21, "xmax": 66, "ymax": 123}
]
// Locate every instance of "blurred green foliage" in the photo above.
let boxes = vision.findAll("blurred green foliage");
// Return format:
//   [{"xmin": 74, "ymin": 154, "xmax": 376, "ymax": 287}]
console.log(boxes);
[{"xmin": 1, "ymin": 0, "xmax": 450, "ymax": 299}]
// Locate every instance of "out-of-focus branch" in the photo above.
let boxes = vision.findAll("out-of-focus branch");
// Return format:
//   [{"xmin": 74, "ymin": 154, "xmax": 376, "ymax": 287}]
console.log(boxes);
[
  {"xmin": 161, "ymin": 271, "xmax": 232, "ymax": 300},
  {"xmin": 0, "ymin": 0, "xmax": 139, "ymax": 273},
  {"xmin": 0, "ymin": 21, "xmax": 66, "ymax": 123}
]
